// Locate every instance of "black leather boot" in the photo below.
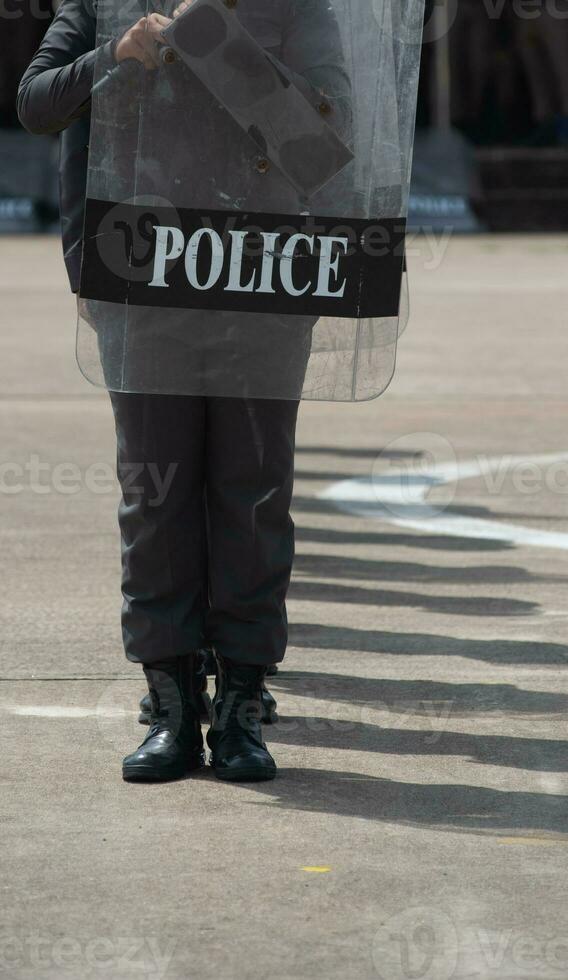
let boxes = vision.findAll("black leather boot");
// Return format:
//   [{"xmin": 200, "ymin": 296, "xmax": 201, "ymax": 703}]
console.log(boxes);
[
  {"xmin": 260, "ymin": 684, "xmax": 278, "ymax": 724},
  {"xmin": 139, "ymin": 685, "xmax": 277, "ymax": 725},
  {"xmin": 138, "ymin": 648, "xmax": 211, "ymax": 724},
  {"xmin": 123, "ymin": 655, "xmax": 205, "ymax": 782},
  {"xmin": 207, "ymin": 655, "xmax": 276, "ymax": 782},
  {"xmin": 207, "ymin": 649, "xmax": 277, "ymax": 678},
  {"xmin": 138, "ymin": 650, "xmax": 278, "ymax": 725}
]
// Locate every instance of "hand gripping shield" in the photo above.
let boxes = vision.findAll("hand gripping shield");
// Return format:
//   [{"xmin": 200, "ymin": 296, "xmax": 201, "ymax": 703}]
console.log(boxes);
[{"xmin": 78, "ymin": 0, "xmax": 424, "ymax": 400}]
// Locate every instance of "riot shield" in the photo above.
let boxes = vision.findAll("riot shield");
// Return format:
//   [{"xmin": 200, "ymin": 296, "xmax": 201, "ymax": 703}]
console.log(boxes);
[{"xmin": 77, "ymin": 0, "xmax": 424, "ymax": 400}]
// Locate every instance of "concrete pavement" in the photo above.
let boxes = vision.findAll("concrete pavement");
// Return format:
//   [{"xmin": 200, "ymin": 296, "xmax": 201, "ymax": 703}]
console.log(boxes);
[{"xmin": 0, "ymin": 234, "xmax": 567, "ymax": 979}]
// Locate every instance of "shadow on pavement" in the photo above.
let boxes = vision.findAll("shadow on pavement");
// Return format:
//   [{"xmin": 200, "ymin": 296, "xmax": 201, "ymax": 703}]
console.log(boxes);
[
  {"xmin": 292, "ymin": 495, "xmax": 567, "ymax": 525},
  {"xmin": 294, "ymin": 554, "xmax": 564, "ymax": 585},
  {"xmin": 246, "ymin": 769, "xmax": 568, "ymax": 837},
  {"xmin": 295, "ymin": 526, "xmax": 513, "ymax": 552},
  {"xmin": 288, "ymin": 623, "xmax": 568, "ymax": 666},
  {"xmin": 268, "ymin": 718, "xmax": 568, "ymax": 773},
  {"xmin": 271, "ymin": 671, "xmax": 568, "ymax": 717},
  {"xmin": 295, "ymin": 447, "xmax": 419, "ymax": 460},
  {"xmin": 289, "ymin": 580, "xmax": 539, "ymax": 617}
]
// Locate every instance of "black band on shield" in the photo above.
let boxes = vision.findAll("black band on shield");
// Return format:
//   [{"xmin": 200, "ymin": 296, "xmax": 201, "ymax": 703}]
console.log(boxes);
[{"xmin": 80, "ymin": 199, "xmax": 406, "ymax": 320}]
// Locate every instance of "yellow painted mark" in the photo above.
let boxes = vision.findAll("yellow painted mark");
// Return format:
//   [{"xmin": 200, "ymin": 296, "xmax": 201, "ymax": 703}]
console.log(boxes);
[
  {"xmin": 301, "ymin": 866, "xmax": 332, "ymax": 873},
  {"xmin": 498, "ymin": 837, "xmax": 568, "ymax": 846}
]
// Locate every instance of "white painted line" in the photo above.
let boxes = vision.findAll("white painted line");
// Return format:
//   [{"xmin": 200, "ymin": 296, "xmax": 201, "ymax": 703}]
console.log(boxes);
[
  {"xmin": 0, "ymin": 705, "xmax": 131, "ymax": 718},
  {"xmin": 320, "ymin": 451, "xmax": 568, "ymax": 550}
]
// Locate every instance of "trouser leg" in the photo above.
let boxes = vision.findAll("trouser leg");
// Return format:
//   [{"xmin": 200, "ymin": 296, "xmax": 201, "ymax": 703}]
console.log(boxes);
[
  {"xmin": 205, "ymin": 396, "xmax": 300, "ymax": 666},
  {"xmin": 109, "ymin": 392, "xmax": 208, "ymax": 664}
]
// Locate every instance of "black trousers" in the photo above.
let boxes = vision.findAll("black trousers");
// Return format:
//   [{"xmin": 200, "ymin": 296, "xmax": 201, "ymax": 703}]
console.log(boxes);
[{"xmin": 109, "ymin": 392, "xmax": 300, "ymax": 667}]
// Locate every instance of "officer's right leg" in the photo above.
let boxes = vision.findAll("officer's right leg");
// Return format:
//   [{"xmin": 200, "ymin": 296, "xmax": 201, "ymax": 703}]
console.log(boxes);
[
  {"xmin": 110, "ymin": 392, "xmax": 208, "ymax": 664},
  {"xmin": 108, "ymin": 392, "xmax": 209, "ymax": 781}
]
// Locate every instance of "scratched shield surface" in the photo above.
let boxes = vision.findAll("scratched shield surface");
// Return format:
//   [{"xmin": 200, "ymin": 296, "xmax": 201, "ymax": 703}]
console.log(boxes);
[{"xmin": 76, "ymin": 0, "xmax": 423, "ymax": 400}]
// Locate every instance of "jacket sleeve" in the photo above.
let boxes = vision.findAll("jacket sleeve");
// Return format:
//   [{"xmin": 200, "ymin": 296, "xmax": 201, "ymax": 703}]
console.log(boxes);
[
  {"xmin": 278, "ymin": 0, "xmax": 352, "ymax": 142},
  {"xmin": 17, "ymin": 0, "xmax": 114, "ymax": 136}
]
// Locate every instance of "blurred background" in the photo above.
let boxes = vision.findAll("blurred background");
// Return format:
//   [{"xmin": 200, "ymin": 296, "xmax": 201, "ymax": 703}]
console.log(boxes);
[{"xmin": 2, "ymin": 0, "xmax": 568, "ymax": 234}]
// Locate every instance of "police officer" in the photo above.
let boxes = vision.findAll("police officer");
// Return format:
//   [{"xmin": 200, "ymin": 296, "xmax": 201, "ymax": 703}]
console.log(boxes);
[{"xmin": 18, "ymin": 0, "xmax": 349, "ymax": 783}]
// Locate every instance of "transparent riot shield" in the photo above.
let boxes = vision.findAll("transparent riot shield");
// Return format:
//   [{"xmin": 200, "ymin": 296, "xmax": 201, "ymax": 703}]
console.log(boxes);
[{"xmin": 77, "ymin": 0, "xmax": 424, "ymax": 400}]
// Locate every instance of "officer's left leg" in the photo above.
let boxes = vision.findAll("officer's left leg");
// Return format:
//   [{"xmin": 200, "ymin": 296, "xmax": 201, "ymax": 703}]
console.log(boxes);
[
  {"xmin": 205, "ymin": 395, "xmax": 299, "ymax": 665},
  {"xmin": 204, "ymin": 395, "xmax": 300, "ymax": 781}
]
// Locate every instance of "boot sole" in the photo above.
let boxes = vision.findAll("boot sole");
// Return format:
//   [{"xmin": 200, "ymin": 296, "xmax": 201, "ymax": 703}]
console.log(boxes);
[{"xmin": 123, "ymin": 754, "xmax": 205, "ymax": 783}]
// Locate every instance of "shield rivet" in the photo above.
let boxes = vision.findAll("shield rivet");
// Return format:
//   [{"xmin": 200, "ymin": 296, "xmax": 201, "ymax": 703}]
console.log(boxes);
[
  {"xmin": 317, "ymin": 101, "xmax": 332, "ymax": 115},
  {"xmin": 224, "ymin": 0, "xmax": 237, "ymax": 7},
  {"xmin": 255, "ymin": 157, "xmax": 270, "ymax": 175}
]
